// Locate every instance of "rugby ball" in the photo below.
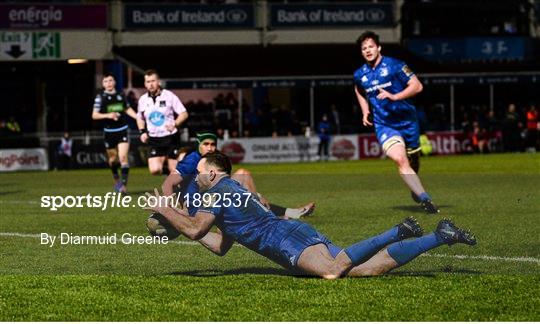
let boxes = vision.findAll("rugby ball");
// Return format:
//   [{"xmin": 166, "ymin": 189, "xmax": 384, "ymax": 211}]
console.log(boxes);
[{"xmin": 145, "ymin": 212, "xmax": 181, "ymax": 240}]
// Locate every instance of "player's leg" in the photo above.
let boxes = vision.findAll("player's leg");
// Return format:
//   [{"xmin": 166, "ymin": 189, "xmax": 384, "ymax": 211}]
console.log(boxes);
[
  {"xmin": 106, "ymin": 147, "xmax": 121, "ymax": 190},
  {"xmin": 148, "ymin": 156, "xmax": 166, "ymax": 175},
  {"xmin": 117, "ymin": 141, "xmax": 130, "ymax": 193},
  {"xmin": 346, "ymin": 219, "xmax": 477, "ymax": 277},
  {"xmin": 407, "ymin": 148, "xmax": 421, "ymax": 174},
  {"xmin": 165, "ymin": 135, "xmax": 181, "ymax": 174},
  {"xmin": 407, "ymin": 148, "xmax": 422, "ymax": 203},
  {"xmin": 232, "ymin": 168, "xmax": 258, "ymax": 192},
  {"xmin": 296, "ymin": 217, "xmax": 423, "ymax": 279},
  {"xmin": 404, "ymin": 123, "xmax": 423, "ymax": 203},
  {"xmin": 340, "ymin": 216, "xmax": 423, "ymax": 269},
  {"xmin": 385, "ymin": 142, "xmax": 424, "ymax": 194},
  {"xmin": 167, "ymin": 158, "xmax": 178, "ymax": 174},
  {"xmin": 104, "ymin": 132, "xmax": 122, "ymax": 188},
  {"xmin": 279, "ymin": 202, "xmax": 315, "ymax": 219},
  {"xmin": 296, "ymin": 244, "xmax": 350, "ymax": 279},
  {"xmin": 232, "ymin": 168, "xmax": 315, "ymax": 219},
  {"xmin": 385, "ymin": 139, "xmax": 439, "ymax": 213}
]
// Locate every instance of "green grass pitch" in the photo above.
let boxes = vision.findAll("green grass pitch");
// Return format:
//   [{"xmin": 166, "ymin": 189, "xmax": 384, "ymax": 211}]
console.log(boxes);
[{"xmin": 0, "ymin": 153, "xmax": 539, "ymax": 321}]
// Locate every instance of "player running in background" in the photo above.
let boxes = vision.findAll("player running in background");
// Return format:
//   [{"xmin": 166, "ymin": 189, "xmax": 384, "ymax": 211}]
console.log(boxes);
[
  {"xmin": 92, "ymin": 72, "xmax": 138, "ymax": 193},
  {"xmin": 353, "ymin": 31, "xmax": 439, "ymax": 214},
  {"xmin": 137, "ymin": 69, "xmax": 189, "ymax": 175},
  {"xmin": 144, "ymin": 151, "xmax": 476, "ymax": 279},
  {"xmin": 161, "ymin": 132, "xmax": 314, "ymax": 219}
]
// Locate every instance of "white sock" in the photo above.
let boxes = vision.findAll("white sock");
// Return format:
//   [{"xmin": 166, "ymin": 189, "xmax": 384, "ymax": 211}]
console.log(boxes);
[
  {"xmin": 284, "ymin": 208, "xmax": 302, "ymax": 219},
  {"xmin": 400, "ymin": 173, "xmax": 426, "ymax": 197}
]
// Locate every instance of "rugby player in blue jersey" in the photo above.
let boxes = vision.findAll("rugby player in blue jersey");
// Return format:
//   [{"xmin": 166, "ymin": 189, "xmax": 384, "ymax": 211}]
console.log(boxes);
[
  {"xmin": 161, "ymin": 132, "xmax": 314, "ymax": 220},
  {"xmin": 144, "ymin": 151, "xmax": 476, "ymax": 279},
  {"xmin": 353, "ymin": 31, "xmax": 439, "ymax": 213}
]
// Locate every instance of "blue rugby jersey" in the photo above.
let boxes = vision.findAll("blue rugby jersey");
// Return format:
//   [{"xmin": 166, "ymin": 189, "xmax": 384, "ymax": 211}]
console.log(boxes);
[
  {"xmin": 353, "ymin": 56, "xmax": 418, "ymax": 127},
  {"xmin": 196, "ymin": 177, "xmax": 302, "ymax": 263},
  {"xmin": 176, "ymin": 151, "xmax": 200, "ymax": 189}
]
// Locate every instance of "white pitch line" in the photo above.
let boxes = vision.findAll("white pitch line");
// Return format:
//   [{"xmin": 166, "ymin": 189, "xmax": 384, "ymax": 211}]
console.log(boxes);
[
  {"xmin": 1, "ymin": 232, "xmax": 539, "ymax": 265},
  {"xmin": 169, "ymin": 240, "xmax": 200, "ymax": 246},
  {"xmin": 422, "ymin": 253, "xmax": 540, "ymax": 265},
  {"xmin": 0, "ymin": 200, "xmax": 39, "ymax": 204},
  {"xmin": 0, "ymin": 232, "xmax": 40, "ymax": 238}
]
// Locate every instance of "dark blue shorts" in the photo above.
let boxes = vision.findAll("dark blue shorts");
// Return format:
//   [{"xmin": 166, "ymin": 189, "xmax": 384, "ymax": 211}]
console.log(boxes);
[
  {"xmin": 277, "ymin": 221, "xmax": 340, "ymax": 268},
  {"xmin": 375, "ymin": 122, "xmax": 420, "ymax": 151}
]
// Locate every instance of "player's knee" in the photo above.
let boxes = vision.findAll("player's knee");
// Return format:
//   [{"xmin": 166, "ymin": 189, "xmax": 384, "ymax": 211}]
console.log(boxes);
[
  {"xmin": 393, "ymin": 154, "xmax": 409, "ymax": 167},
  {"xmin": 149, "ymin": 167, "xmax": 162, "ymax": 175},
  {"xmin": 321, "ymin": 273, "xmax": 340, "ymax": 280},
  {"xmin": 234, "ymin": 168, "xmax": 250, "ymax": 176},
  {"xmin": 321, "ymin": 267, "xmax": 345, "ymax": 280},
  {"xmin": 119, "ymin": 155, "xmax": 128, "ymax": 165},
  {"xmin": 320, "ymin": 260, "xmax": 348, "ymax": 280}
]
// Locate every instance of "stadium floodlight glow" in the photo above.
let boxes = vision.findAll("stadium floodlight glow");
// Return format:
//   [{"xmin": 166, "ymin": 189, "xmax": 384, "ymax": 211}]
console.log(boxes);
[{"xmin": 67, "ymin": 58, "xmax": 88, "ymax": 64}]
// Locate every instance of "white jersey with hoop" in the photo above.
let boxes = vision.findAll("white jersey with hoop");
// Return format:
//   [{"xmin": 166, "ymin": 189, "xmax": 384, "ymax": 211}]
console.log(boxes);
[{"xmin": 137, "ymin": 89, "xmax": 186, "ymax": 138}]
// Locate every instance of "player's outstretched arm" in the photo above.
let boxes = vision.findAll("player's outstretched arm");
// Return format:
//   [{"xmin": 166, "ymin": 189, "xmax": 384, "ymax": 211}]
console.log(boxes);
[
  {"xmin": 144, "ymin": 189, "xmax": 215, "ymax": 240},
  {"xmin": 198, "ymin": 229, "xmax": 235, "ymax": 256},
  {"xmin": 162, "ymin": 172, "xmax": 183, "ymax": 196}
]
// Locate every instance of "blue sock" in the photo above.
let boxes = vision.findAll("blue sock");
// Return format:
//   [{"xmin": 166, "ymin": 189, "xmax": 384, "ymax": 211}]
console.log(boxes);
[
  {"xmin": 344, "ymin": 226, "xmax": 400, "ymax": 265},
  {"xmin": 419, "ymin": 192, "xmax": 432, "ymax": 202},
  {"xmin": 387, "ymin": 232, "xmax": 444, "ymax": 266}
]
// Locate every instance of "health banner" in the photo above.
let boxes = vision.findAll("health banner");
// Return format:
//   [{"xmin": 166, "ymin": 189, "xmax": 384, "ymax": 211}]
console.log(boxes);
[
  {"xmin": 269, "ymin": 3, "xmax": 393, "ymax": 28},
  {"xmin": 358, "ymin": 131, "xmax": 474, "ymax": 159},
  {"xmin": 0, "ymin": 4, "xmax": 107, "ymax": 29},
  {"xmin": 124, "ymin": 4, "xmax": 255, "ymax": 29},
  {"xmin": 0, "ymin": 148, "xmax": 49, "ymax": 172}
]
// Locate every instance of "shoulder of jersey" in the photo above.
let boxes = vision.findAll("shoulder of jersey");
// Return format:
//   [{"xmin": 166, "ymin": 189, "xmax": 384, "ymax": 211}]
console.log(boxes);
[
  {"xmin": 185, "ymin": 151, "xmax": 200, "ymax": 162},
  {"xmin": 384, "ymin": 56, "xmax": 404, "ymax": 67}
]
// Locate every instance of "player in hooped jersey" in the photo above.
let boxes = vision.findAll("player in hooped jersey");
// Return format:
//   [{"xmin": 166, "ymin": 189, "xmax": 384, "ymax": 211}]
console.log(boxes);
[
  {"xmin": 137, "ymin": 69, "xmax": 189, "ymax": 175},
  {"xmin": 144, "ymin": 152, "xmax": 476, "ymax": 279},
  {"xmin": 92, "ymin": 73, "xmax": 138, "ymax": 193},
  {"xmin": 353, "ymin": 31, "xmax": 439, "ymax": 213}
]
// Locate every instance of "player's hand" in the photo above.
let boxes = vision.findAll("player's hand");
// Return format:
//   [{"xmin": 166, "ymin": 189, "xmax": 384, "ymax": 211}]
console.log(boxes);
[
  {"xmin": 143, "ymin": 188, "xmax": 172, "ymax": 214},
  {"xmin": 377, "ymin": 88, "xmax": 396, "ymax": 101},
  {"xmin": 170, "ymin": 202, "xmax": 188, "ymax": 217},
  {"xmin": 108, "ymin": 112, "xmax": 120, "ymax": 121},
  {"xmin": 165, "ymin": 123, "xmax": 177, "ymax": 132},
  {"xmin": 362, "ymin": 113, "xmax": 373, "ymax": 127},
  {"xmin": 140, "ymin": 132, "xmax": 149, "ymax": 143}
]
